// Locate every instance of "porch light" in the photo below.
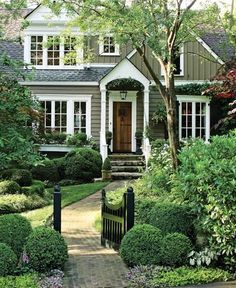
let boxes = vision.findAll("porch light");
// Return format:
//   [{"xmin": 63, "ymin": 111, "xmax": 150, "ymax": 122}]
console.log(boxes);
[{"xmin": 120, "ymin": 90, "xmax": 127, "ymax": 100}]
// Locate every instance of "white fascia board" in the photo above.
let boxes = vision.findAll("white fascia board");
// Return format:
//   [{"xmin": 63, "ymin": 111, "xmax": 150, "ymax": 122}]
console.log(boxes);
[
  {"xmin": 127, "ymin": 49, "xmax": 137, "ymax": 59},
  {"xmin": 19, "ymin": 81, "xmax": 99, "ymax": 86},
  {"xmin": 196, "ymin": 37, "xmax": 224, "ymax": 65},
  {"xmin": 150, "ymin": 80, "xmax": 211, "ymax": 86},
  {"xmin": 177, "ymin": 95, "xmax": 211, "ymax": 102}
]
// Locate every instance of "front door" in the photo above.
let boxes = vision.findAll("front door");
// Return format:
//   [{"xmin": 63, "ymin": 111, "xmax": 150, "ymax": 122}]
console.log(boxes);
[{"xmin": 113, "ymin": 102, "xmax": 132, "ymax": 152}]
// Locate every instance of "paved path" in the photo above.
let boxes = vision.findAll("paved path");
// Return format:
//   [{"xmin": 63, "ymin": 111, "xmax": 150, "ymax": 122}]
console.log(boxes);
[{"xmin": 62, "ymin": 181, "xmax": 128, "ymax": 288}]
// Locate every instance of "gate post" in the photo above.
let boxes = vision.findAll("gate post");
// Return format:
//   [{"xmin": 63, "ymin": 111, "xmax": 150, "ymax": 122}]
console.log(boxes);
[
  {"xmin": 126, "ymin": 187, "xmax": 134, "ymax": 232},
  {"xmin": 54, "ymin": 184, "xmax": 61, "ymax": 233}
]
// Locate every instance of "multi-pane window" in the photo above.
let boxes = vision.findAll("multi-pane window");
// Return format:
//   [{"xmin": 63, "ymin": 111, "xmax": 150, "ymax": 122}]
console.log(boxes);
[
  {"xmin": 30, "ymin": 36, "xmax": 43, "ymax": 65},
  {"xmin": 55, "ymin": 101, "xmax": 67, "ymax": 132},
  {"xmin": 99, "ymin": 36, "xmax": 119, "ymax": 55},
  {"xmin": 40, "ymin": 101, "xmax": 52, "ymax": 131},
  {"xmin": 47, "ymin": 36, "xmax": 60, "ymax": 66},
  {"xmin": 178, "ymin": 96, "xmax": 210, "ymax": 141},
  {"xmin": 64, "ymin": 37, "xmax": 76, "ymax": 66},
  {"xmin": 74, "ymin": 102, "xmax": 86, "ymax": 133}
]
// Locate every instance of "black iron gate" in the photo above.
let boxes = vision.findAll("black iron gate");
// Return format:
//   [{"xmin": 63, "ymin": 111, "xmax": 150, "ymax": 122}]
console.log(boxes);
[{"xmin": 101, "ymin": 187, "xmax": 134, "ymax": 249}]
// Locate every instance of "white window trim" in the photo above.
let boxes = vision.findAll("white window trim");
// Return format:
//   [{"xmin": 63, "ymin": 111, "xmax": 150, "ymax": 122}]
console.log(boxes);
[
  {"xmin": 25, "ymin": 34, "xmax": 84, "ymax": 69},
  {"xmin": 36, "ymin": 94, "xmax": 92, "ymax": 136},
  {"xmin": 108, "ymin": 91, "xmax": 137, "ymax": 152},
  {"xmin": 99, "ymin": 35, "xmax": 120, "ymax": 56},
  {"xmin": 177, "ymin": 95, "xmax": 211, "ymax": 142},
  {"xmin": 161, "ymin": 45, "xmax": 184, "ymax": 77}
]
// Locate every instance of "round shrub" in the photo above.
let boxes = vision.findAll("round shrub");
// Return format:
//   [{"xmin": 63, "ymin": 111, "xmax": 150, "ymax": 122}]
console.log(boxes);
[
  {"xmin": 159, "ymin": 233, "xmax": 193, "ymax": 267},
  {"xmin": 0, "ymin": 243, "xmax": 17, "ymax": 276},
  {"xmin": 120, "ymin": 224, "xmax": 162, "ymax": 266},
  {"xmin": 0, "ymin": 214, "xmax": 32, "ymax": 257},
  {"xmin": 1, "ymin": 169, "xmax": 32, "ymax": 186},
  {"xmin": 31, "ymin": 159, "xmax": 60, "ymax": 183},
  {"xmin": 136, "ymin": 199, "xmax": 157, "ymax": 224},
  {"xmin": 0, "ymin": 180, "xmax": 21, "ymax": 195},
  {"xmin": 25, "ymin": 227, "xmax": 68, "ymax": 272},
  {"xmin": 21, "ymin": 180, "xmax": 45, "ymax": 197},
  {"xmin": 53, "ymin": 157, "xmax": 66, "ymax": 180},
  {"xmin": 149, "ymin": 202, "xmax": 196, "ymax": 240},
  {"xmin": 65, "ymin": 148, "xmax": 102, "ymax": 182},
  {"xmin": 102, "ymin": 157, "xmax": 111, "ymax": 170}
]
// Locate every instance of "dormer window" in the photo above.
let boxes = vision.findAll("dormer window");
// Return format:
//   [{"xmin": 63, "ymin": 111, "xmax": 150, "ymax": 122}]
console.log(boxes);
[
  {"xmin": 47, "ymin": 36, "xmax": 60, "ymax": 66},
  {"xmin": 173, "ymin": 46, "xmax": 184, "ymax": 76},
  {"xmin": 30, "ymin": 36, "xmax": 43, "ymax": 65},
  {"xmin": 99, "ymin": 36, "xmax": 119, "ymax": 56},
  {"xmin": 64, "ymin": 37, "xmax": 76, "ymax": 66}
]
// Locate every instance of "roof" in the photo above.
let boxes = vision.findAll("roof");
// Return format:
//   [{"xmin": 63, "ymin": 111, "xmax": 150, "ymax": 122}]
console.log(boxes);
[{"xmin": 201, "ymin": 32, "xmax": 235, "ymax": 62}]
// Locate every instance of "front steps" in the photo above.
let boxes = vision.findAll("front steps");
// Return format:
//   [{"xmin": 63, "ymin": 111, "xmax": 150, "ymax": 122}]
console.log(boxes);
[{"xmin": 110, "ymin": 154, "xmax": 145, "ymax": 180}]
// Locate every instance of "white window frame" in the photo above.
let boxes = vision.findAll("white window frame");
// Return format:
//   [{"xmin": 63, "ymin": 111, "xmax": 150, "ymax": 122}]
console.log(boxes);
[
  {"xmin": 37, "ymin": 94, "xmax": 92, "ymax": 136},
  {"xmin": 24, "ymin": 33, "xmax": 84, "ymax": 69},
  {"xmin": 161, "ymin": 45, "xmax": 184, "ymax": 77},
  {"xmin": 99, "ymin": 35, "xmax": 120, "ymax": 56},
  {"xmin": 177, "ymin": 95, "xmax": 211, "ymax": 142}
]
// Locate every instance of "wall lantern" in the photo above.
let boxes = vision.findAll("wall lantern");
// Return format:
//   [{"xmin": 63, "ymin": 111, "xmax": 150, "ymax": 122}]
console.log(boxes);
[{"xmin": 120, "ymin": 90, "xmax": 127, "ymax": 100}]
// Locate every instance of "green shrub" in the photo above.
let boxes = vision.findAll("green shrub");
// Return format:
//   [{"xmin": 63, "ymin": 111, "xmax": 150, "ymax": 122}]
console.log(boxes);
[
  {"xmin": 174, "ymin": 133, "xmax": 236, "ymax": 268},
  {"xmin": 0, "ymin": 243, "xmax": 17, "ymax": 276},
  {"xmin": 41, "ymin": 131, "xmax": 67, "ymax": 144},
  {"xmin": 31, "ymin": 159, "xmax": 60, "ymax": 183},
  {"xmin": 102, "ymin": 157, "xmax": 111, "ymax": 170},
  {"xmin": 0, "ymin": 214, "xmax": 32, "ymax": 257},
  {"xmin": 120, "ymin": 224, "xmax": 162, "ymax": 266},
  {"xmin": 58, "ymin": 179, "xmax": 78, "ymax": 186},
  {"xmin": 0, "ymin": 180, "xmax": 21, "ymax": 195},
  {"xmin": 149, "ymin": 202, "xmax": 196, "ymax": 240},
  {"xmin": 25, "ymin": 227, "xmax": 68, "ymax": 272},
  {"xmin": 66, "ymin": 132, "xmax": 88, "ymax": 147},
  {"xmin": 0, "ymin": 274, "xmax": 39, "ymax": 288},
  {"xmin": 21, "ymin": 180, "xmax": 45, "ymax": 197},
  {"xmin": 151, "ymin": 267, "xmax": 231, "ymax": 287},
  {"xmin": 135, "ymin": 199, "xmax": 157, "ymax": 224},
  {"xmin": 1, "ymin": 169, "xmax": 33, "ymax": 186},
  {"xmin": 53, "ymin": 157, "xmax": 66, "ymax": 180},
  {"xmin": 65, "ymin": 148, "xmax": 102, "ymax": 182},
  {"xmin": 159, "ymin": 233, "xmax": 193, "ymax": 267}
]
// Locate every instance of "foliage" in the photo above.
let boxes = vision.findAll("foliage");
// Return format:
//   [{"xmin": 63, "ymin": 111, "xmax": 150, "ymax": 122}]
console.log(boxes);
[
  {"xmin": 66, "ymin": 132, "xmax": 87, "ymax": 147},
  {"xmin": 159, "ymin": 233, "xmax": 192, "ymax": 267},
  {"xmin": 151, "ymin": 103, "xmax": 167, "ymax": 126},
  {"xmin": 58, "ymin": 179, "xmax": 78, "ymax": 186},
  {"xmin": 0, "ymin": 214, "xmax": 32, "ymax": 257},
  {"xmin": 38, "ymin": 131, "xmax": 67, "ymax": 144},
  {"xmin": 1, "ymin": 169, "xmax": 33, "ymax": 186},
  {"xmin": 65, "ymin": 148, "xmax": 102, "ymax": 182},
  {"xmin": 120, "ymin": 224, "xmax": 162, "ymax": 266},
  {"xmin": 38, "ymin": 269, "xmax": 64, "ymax": 288},
  {"xmin": 0, "ymin": 180, "xmax": 21, "ymax": 195},
  {"xmin": 149, "ymin": 202, "xmax": 196, "ymax": 240},
  {"xmin": 175, "ymin": 83, "xmax": 212, "ymax": 96},
  {"xmin": 188, "ymin": 248, "xmax": 219, "ymax": 267},
  {"xmin": 0, "ymin": 243, "xmax": 17, "ymax": 276},
  {"xmin": 25, "ymin": 227, "xmax": 68, "ymax": 272},
  {"xmin": 107, "ymin": 78, "xmax": 144, "ymax": 91},
  {"xmin": 21, "ymin": 180, "xmax": 45, "ymax": 197},
  {"xmin": 31, "ymin": 159, "xmax": 61, "ymax": 183},
  {"xmin": 135, "ymin": 199, "xmax": 157, "ymax": 224},
  {"xmin": 102, "ymin": 157, "xmax": 111, "ymax": 171},
  {"xmin": 135, "ymin": 130, "xmax": 143, "ymax": 139},
  {"xmin": 0, "ymin": 274, "xmax": 39, "ymax": 288},
  {"xmin": 174, "ymin": 133, "xmax": 236, "ymax": 269},
  {"xmin": 151, "ymin": 267, "xmax": 231, "ymax": 287}
]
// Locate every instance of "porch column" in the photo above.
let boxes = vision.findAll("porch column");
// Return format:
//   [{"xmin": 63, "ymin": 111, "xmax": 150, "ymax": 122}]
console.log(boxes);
[
  {"xmin": 143, "ymin": 89, "xmax": 150, "ymax": 128},
  {"xmin": 100, "ymin": 87, "xmax": 108, "ymax": 161}
]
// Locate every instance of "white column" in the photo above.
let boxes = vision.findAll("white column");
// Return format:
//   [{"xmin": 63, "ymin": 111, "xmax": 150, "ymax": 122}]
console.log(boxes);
[
  {"xmin": 143, "ymin": 89, "xmax": 150, "ymax": 128},
  {"xmin": 205, "ymin": 101, "xmax": 210, "ymax": 142},
  {"xmin": 67, "ymin": 100, "xmax": 74, "ymax": 135},
  {"xmin": 24, "ymin": 35, "xmax": 31, "ymax": 64},
  {"xmin": 100, "ymin": 87, "xmax": 108, "ymax": 161}
]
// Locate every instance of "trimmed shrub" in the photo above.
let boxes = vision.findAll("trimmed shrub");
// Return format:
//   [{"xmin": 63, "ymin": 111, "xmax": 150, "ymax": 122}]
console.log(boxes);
[
  {"xmin": 31, "ymin": 159, "xmax": 60, "ymax": 183},
  {"xmin": 21, "ymin": 180, "xmax": 45, "ymax": 197},
  {"xmin": 53, "ymin": 157, "xmax": 66, "ymax": 180},
  {"xmin": 1, "ymin": 169, "xmax": 33, "ymax": 186},
  {"xmin": 120, "ymin": 224, "xmax": 162, "ymax": 266},
  {"xmin": 159, "ymin": 233, "xmax": 193, "ymax": 267},
  {"xmin": 0, "ymin": 243, "xmax": 17, "ymax": 276},
  {"xmin": 0, "ymin": 180, "xmax": 21, "ymax": 195},
  {"xmin": 58, "ymin": 179, "xmax": 78, "ymax": 186},
  {"xmin": 0, "ymin": 214, "xmax": 32, "ymax": 257},
  {"xmin": 135, "ymin": 199, "xmax": 157, "ymax": 224},
  {"xmin": 102, "ymin": 157, "xmax": 111, "ymax": 170},
  {"xmin": 65, "ymin": 148, "xmax": 102, "ymax": 182},
  {"xmin": 25, "ymin": 227, "xmax": 68, "ymax": 272},
  {"xmin": 149, "ymin": 202, "xmax": 196, "ymax": 240},
  {"xmin": 0, "ymin": 274, "xmax": 39, "ymax": 287},
  {"xmin": 66, "ymin": 132, "xmax": 88, "ymax": 147}
]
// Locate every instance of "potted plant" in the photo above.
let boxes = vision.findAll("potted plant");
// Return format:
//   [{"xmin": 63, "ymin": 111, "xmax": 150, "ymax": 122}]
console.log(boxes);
[
  {"xmin": 106, "ymin": 131, "xmax": 113, "ymax": 154},
  {"xmin": 135, "ymin": 130, "xmax": 143, "ymax": 155},
  {"xmin": 102, "ymin": 157, "xmax": 112, "ymax": 181}
]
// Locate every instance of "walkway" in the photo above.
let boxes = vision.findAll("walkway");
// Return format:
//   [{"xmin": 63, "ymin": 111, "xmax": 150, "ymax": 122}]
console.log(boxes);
[{"xmin": 62, "ymin": 181, "xmax": 128, "ymax": 288}]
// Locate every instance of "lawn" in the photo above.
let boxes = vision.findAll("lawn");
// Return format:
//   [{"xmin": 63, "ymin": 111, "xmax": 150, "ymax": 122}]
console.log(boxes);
[{"xmin": 22, "ymin": 182, "xmax": 108, "ymax": 227}]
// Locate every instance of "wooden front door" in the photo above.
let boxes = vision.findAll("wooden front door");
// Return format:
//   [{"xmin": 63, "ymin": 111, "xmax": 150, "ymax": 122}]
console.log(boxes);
[{"xmin": 113, "ymin": 102, "xmax": 132, "ymax": 152}]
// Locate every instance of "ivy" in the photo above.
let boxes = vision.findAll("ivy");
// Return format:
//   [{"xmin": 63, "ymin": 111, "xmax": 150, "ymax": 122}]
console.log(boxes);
[{"xmin": 106, "ymin": 78, "xmax": 144, "ymax": 91}]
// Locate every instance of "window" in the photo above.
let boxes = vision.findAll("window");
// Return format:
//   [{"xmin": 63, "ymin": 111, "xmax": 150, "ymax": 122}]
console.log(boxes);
[
  {"xmin": 99, "ymin": 36, "xmax": 119, "ymax": 55},
  {"xmin": 47, "ymin": 36, "xmax": 60, "ymax": 66},
  {"xmin": 177, "ymin": 96, "xmax": 210, "ymax": 141},
  {"xmin": 64, "ymin": 37, "xmax": 76, "ymax": 66},
  {"xmin": 173, "ymin": 46, "xmax": 183, "ymax": 75},
  {"xmin": 30, "ymin": 36, "xmax": 43, "ymax": 65},
  {"xmin": 55, "ymin": 101, "xmax": 67, "ymax": 132},
  {"xmin": 74, "ymin": 102, "xmax": 86, "ymax": 133}
]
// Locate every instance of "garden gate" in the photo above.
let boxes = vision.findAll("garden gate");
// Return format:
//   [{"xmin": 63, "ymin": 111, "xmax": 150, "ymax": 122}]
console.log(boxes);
[{"xmin": 101, "ymin": 187, "xmax": 134, "ymax": 249}]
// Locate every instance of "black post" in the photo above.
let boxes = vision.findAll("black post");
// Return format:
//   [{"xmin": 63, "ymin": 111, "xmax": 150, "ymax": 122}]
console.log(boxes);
[
  {"xmin": 54, "ymin": 184, "xmax": 61, "ymax": 233},
  {"xmin": 126, "ymin": 187, "xmax": 134, "ymax": 232}
]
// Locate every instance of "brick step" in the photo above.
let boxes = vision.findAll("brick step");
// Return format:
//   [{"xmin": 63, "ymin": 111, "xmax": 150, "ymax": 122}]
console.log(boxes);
[
  {"xmin": 112, "ymin": 165, "xmax": 144, "ymax": 173},
  {"xmin": 112, "ymin": 172, "xmax": 143, "ymax": 180}
]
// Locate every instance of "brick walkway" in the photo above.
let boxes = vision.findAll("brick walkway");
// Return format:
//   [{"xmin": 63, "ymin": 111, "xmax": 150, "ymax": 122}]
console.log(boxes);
[{"xmin": 62, "ymin": 181, "xmax": 128, "ymax": 288}]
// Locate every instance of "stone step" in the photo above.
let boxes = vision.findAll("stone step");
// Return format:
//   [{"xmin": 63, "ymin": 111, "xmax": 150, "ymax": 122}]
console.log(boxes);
[
  {"xmin": 110, "ymin": 160, "xmax": 145, "ymax": 166},
  {"xmin": 109, "ymin": 154, "xmax": 144, "ymax": 161},
  {"xmin": 112, "ymin": 172, "xmax": 143, "ymax": 180},
  {"xmin": 112, "ymin": 165, "xmax": 144, "ymax": 173}
]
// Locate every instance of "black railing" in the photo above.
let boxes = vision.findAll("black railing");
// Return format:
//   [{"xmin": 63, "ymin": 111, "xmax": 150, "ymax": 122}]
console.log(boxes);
[{"xmin": 101, "ymin": 187, "xmax": 134, "ymax": 249}]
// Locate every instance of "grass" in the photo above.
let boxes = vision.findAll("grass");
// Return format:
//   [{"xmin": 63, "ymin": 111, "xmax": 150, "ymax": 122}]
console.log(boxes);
[{"xmin": 22, "ymin": 182, "xmax": 108, "ymax": 227}]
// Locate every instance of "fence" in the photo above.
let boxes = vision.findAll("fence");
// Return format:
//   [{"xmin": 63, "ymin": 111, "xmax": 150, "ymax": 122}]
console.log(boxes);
[{"xmin": 101, "ymin": 187, "xmax": 134, "ymax": 249}]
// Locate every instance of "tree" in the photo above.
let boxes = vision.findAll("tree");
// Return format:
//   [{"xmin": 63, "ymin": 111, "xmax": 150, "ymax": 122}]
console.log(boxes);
[{"xmin": 43, "ymin": 0, "xmax": 219, "ymax": 169}]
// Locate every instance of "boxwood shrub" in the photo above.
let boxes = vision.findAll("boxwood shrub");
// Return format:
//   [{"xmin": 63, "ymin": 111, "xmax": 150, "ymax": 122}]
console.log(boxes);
[
  {"xmin": 21, "ymin": 180, "xmax": 45, "ymax": 197},
  {"xmin": 1, "ymin": 169, "xmax": 33, "ymax": 187},
  {"xmin": 120, "ymin": 224, "xmax": 162, "ymax": 266},
  {"xmin": 159, "ymin": 233, "xmax": 193, "ymax": 267},
  {"xmin": 25, "ymin": 227, "xmax": 68, "ymax": 272},
  {"xmin": 31, "ymin": 159, "xmax": 60, "ymax": 183},
  {"xmin": 149, "ymin": 202, "xmax": 196, "ymax": 241},
  {"xmin": 0, "ymin": 180, "xmax": 21, "ymax": 195},
  {"xmin": 135, "ymin": 199, "xmax": 157, "ymax": 224},
  {"xmin": 0, "ymin": 243, "xmax": 17, "ymax": 276},
  {"xmin": 65, "ymin": 148, "xmax": 102, "ymax": 182},
  {"xmin": 0, "ymin": 214, "xmax": 32, "ymax": 257}
]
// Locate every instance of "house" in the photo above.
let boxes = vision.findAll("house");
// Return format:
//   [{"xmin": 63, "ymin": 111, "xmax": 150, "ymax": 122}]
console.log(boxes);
[{"xmin": 0, "ymin": 5, "xmax": 234, "ymax": 165}]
